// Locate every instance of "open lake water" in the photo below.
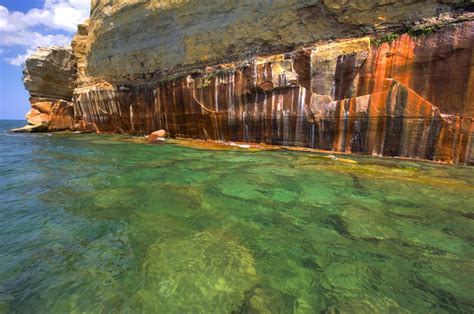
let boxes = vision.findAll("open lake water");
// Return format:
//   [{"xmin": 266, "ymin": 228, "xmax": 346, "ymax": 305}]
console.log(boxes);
[{"xmin": 0, "ymin": 120, "xmax": 473, "ymax": 313}]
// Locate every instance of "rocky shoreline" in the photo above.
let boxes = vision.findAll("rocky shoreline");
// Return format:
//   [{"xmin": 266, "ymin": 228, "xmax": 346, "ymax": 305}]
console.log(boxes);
[{"xmin": 13, "ymin": 1, "xmax": 474, "ymax": 164}]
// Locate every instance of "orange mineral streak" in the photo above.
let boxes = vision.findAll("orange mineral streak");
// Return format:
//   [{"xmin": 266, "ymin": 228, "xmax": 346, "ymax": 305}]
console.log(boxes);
[
  {"xmin": 344, "ymin": 97, "xmax": 358, "ymax": 153},
  {"xmin": 366, "ymin": 88, "xmax": 390, "ymax": 156},
  {"xmin": 402, "ymin": 86, "xmax": 437, "ymax": 158},
  {"xmin": 464, "ymin": 50, "xmax": 474, "ymax": 119},
  {"xmin": 389, "ymin": 35, "xmax": 416, "ymax": 88},
  {"xmin": 361, "ymin": 35, "xmax": 416, "ymax": 156},
  {"xmin": 440, "ymin": 115, "xmax": 473, "ymax": 164},
  {"xmin": 26, "ymin": 108, "xmax": 50, "ymax": 125},
  {"xmin": 48, "ymin": 101, "xmax": 75, "ymax": 131},
  {"xmin": 360, "ymin": 35, "xmax": 416, "ymax": 95},
  {"xmin": 71, "ymin": 21, "xmax": 473, "ymax": 164},
  {"xmin": 333, "ymin": 99, "xmax": 346, "ymax": 152}
]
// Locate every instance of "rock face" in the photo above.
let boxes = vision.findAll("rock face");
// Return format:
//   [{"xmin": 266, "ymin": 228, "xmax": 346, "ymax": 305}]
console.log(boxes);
[
  {"xmin": 14, "ymin": 47, "xmax": 76, "ymax": 132},
  {"xmin": 71, "ymin": 21, "xmax": 89, "ymax": 85},
  {"xmin": 84, "ymin": 0, "xmax": 463, "ymax": 81},
  {"xmin": 17, "ymin": 1, "xmax": 474, "ymax": 164},
  {"xmin": 23, "ymin": 47, "xmax": 76, "ymax": 100}
]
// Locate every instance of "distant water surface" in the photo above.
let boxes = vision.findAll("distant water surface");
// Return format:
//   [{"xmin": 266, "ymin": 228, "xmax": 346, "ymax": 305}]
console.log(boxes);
[{"xmin": 0, "ymin": 120, "xmax": 473, "ymax": 313}]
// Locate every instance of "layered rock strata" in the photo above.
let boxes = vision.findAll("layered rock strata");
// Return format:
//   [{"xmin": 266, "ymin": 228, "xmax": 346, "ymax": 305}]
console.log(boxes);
[
  {"xmin": 17, "ymin": 1, "xmax": 474, "ymax": 164},
  {"xmin": 14, "ymin": 47, "xmax": 76, "ymax": 132},
  {"xmin": 84, "ymin": 0, "xmax": 468, "ymax": 81},
  {"xmin": 74, "ymin": 21, "xmax": 473, "ymax": 163}
]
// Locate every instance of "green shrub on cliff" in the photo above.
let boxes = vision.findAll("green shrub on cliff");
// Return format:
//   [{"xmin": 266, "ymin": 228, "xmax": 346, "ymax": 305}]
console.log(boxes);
[{"xmin": 372, "ymin": 33, "xmax": 400, "ymax": 47}]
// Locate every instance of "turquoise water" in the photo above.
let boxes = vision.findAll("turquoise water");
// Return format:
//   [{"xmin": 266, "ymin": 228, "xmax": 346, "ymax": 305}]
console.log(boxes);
[{"xmin": 0, "ymin": 120, "xmax": 473, "ymax": 313}]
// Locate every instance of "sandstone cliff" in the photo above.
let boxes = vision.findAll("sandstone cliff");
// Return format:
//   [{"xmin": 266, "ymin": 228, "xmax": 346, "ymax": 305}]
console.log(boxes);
[
  {"xmin": 14, "ymin": 47, "xmax": 76, "ymax": 132},
  {"xmin": 16, "ymin": 1, "xmax": 474, "ymax": 164},
  {"xmin": 83, "ymin": 0, "xmax": 467, "ymax": 81}
]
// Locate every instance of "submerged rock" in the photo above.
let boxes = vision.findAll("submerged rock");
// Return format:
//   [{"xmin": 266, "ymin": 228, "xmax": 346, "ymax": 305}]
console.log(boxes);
[
  {"xmin": 133, "ymin": 230, "xmax": 257, "ymax": 313},
  {"xmin": 322, "ymin": 295, "xmax": 408, "ymax": 314},
  {"xmin": 341, "ymin": 207, "xmax": 399, "ymax": 241},
  {"xmin": 239, "ymin": 287, "xmax": 296, "ymax": 314},
  {"xmin": 320, "ymin": 262, "xmax": 408, "ymax": 313}
]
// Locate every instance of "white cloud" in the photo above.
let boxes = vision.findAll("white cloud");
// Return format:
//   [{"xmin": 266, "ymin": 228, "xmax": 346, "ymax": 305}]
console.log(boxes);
[
  {"xmin": 5, "ymin": 49, "xmax": 36, "ymax": 66},
  {"xmin": 44, "ymin": 0, "xmax": 91, "ymax": 31},
  {"xmin": 0, "ymin": 31, "xmax": 71, "ymax": 47},
  {"xmin": 0, "ymin": 0, "xmax": 90, "ymax": 66}
]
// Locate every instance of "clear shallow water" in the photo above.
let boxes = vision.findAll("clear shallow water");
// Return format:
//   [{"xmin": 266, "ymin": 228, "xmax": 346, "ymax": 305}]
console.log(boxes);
[{"xmin": 0, "ymin": 120, "xmax": 473, "ymax": 313}]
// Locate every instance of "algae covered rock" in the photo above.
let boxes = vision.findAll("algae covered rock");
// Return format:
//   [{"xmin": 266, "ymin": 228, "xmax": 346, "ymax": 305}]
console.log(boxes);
[
  {"xmin": 320, "ymin": 262, "xmax": 408, "ymax": 313},
  {"xmin": 239, "ymin": 286, "xmax": 296, "ymax": 314},
  {"xmin": 340, "ymin": 207, "xmax": 399, "ymax": 240},
  {"xmin": 322, "ymin": 295, "xmax": 408, "ymax": 313},
  {"xmin": 134, "ymin": 230, "xmax": 257, "ymax": 312},
  {"xmin": 321, "ymin": 262, "xmax": 373, "ymax": 296},
  {"xmin": 413, "ymin": 260, "xmax": 474, "ymax": 311}
]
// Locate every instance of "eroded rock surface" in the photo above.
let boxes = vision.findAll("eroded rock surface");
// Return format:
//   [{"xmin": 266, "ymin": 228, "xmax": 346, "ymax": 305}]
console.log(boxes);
[
  {"xmin": 84, "ymin": 0, "xmax": 463, "ymax": 81},
  {"xmin": 23, "ymin": 47, "xmax": 76, "ymax": 100},
  {"xmin": 14, "ymin": 47, "xmax": 76, "ymax": 132},
  {"xmin": 15, "ymin": 1, "xmax": 474, "ymax": 163},
  {"xmin": 73, "ymin": 19, "xmax": 473, "ymax": 163},
  {"xmin": 132, "ymin": 230, "xmax": 257, "ymax": 312}
]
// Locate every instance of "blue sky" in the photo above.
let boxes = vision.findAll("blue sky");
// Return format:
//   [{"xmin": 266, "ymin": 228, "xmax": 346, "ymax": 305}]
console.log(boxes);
[{"xmin": 0, "ymin": 0, "xmax": 90, "ymax": 120}]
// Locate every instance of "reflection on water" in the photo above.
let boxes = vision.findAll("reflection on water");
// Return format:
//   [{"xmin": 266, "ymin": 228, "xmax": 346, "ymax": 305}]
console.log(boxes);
[{"xmin": 0, "ymin": 120, "xmax": 473, "ymax": 313}]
